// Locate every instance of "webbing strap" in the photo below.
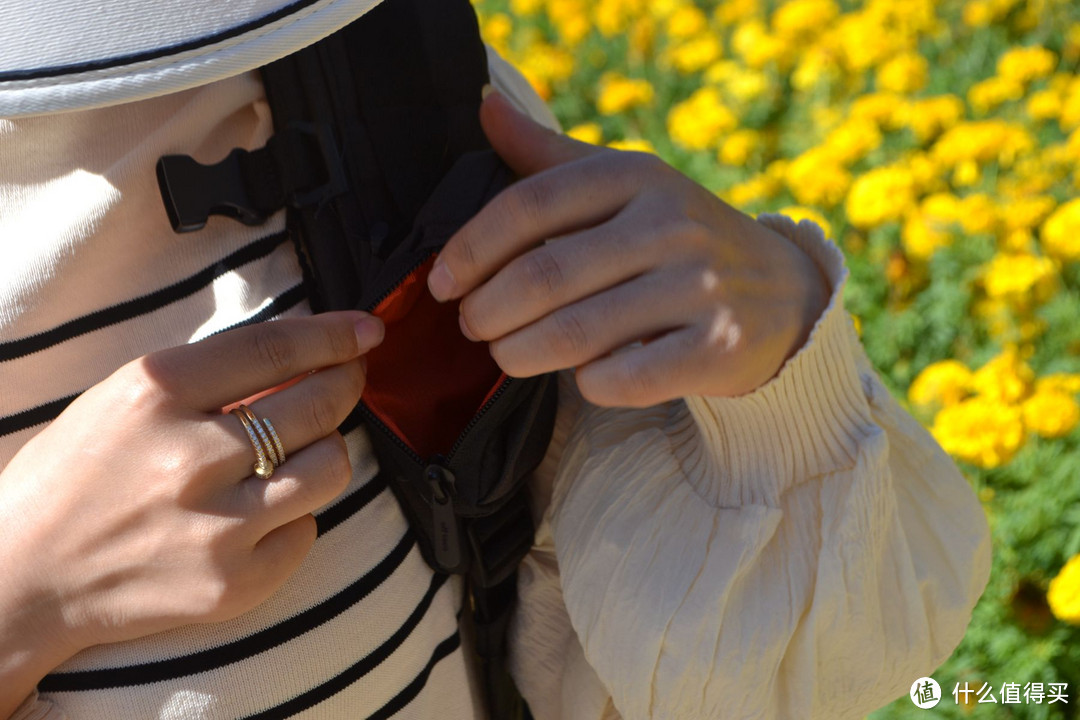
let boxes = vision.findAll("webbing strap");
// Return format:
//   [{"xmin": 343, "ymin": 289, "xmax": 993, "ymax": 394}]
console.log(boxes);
[
  {"xmin": 257, "ymin": 3, "xmax": 528, "ymax": 718},
  {"xmin": 156, "ymin": 2, "xmax": 536, "ymax": 715}
]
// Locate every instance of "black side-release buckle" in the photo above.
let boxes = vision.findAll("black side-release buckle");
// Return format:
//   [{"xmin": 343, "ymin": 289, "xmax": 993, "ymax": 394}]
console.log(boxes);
[{"xmin": 156, "ymin": 122, "xmax": 348, "ymax": 233}]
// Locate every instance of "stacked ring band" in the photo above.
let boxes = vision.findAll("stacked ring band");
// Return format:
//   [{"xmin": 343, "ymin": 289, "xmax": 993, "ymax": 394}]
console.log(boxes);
[{"xmin": 232, "ymin": 404, "xmax": 286, "ymax": 479}]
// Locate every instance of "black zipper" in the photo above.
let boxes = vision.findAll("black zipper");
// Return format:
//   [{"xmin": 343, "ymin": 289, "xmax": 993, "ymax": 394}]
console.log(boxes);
[
  {"xmin": 445, "ymin": 374, "xmax": 512, "ymax": 462},
  {"xmin": 423, "ymin": 461, "xmax": 464, "ymax": 570},
  {"xmin": 355, "ymin": 249, "xmax": 509, "ymax": 573}
]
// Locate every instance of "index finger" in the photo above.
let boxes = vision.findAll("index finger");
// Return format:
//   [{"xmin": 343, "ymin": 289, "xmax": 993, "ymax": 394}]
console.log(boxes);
[
  {"xmin": 142, "ymin": 311, "xmax": 383, "ymax": 412},
  {"xmin": 427, "ymin": 151, "xmax": 648, "ymax": 303}
]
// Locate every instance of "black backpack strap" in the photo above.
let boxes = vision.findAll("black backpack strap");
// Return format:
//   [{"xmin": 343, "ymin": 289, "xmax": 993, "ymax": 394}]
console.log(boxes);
[{"xmin": 155, "ymin": 3, "xmax": 552, "ymax": 717}]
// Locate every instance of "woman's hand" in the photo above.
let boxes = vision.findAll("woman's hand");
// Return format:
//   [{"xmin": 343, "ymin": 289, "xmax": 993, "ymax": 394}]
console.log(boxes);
[
  {"xmin": 0, "ymin": 312, "xmax": 383, "ymax": 715},
  {"xmin": 428, "ymin": 89, "xmax": 830, "ymax": 408}
]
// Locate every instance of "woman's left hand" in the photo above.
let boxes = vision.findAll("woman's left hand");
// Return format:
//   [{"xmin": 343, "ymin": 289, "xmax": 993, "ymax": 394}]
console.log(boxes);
[{"xmin": 427, "ymin": 88, "xmax": 830, "ymax": 408}]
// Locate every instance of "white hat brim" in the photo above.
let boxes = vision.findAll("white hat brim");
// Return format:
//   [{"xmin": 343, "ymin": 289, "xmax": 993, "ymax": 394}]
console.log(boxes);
[{"xmin": 0, "ymin": 0, "xmax": 384, "ymax": 117}]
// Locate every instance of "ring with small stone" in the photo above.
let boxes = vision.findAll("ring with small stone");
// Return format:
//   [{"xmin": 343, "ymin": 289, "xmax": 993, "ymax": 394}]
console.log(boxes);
[{"xmin": 232, "ymin": 404, "xmax": 284, "ymax": 479}]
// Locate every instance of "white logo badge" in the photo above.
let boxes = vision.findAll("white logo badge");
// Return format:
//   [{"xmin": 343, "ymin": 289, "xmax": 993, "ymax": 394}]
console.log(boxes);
[{"xmin": 910, "ymin": 677, "xmax": 942, "ymax": 709}]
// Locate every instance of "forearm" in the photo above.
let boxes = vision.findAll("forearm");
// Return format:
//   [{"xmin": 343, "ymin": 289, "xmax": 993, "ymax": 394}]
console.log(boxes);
[
  {"xmin": 0, "ymin": 564, "xmax": 73, "ymax": 719},
  {"xmin": 0, "ymin": 618, "xmax": 70, "ymax": 720}
]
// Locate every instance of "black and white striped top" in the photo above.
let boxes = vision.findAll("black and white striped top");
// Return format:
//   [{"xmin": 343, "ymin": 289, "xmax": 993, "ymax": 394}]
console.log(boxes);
[{"xmin": 1, "ymin": 69, "xmax": 479, "ymax": 719}]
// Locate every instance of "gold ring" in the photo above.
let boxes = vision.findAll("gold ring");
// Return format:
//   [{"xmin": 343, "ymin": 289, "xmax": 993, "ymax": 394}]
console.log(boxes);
[
  {"xmin": 232, "ymin": 405, "xmax": 278, "ymax": 479},
  {"xmin": 262, "ymin": 418, "xmax": 286, "ymax": 465},
  {"xmin": 239, "ymin": 405, "xmax": 280, "ymax": 467}
]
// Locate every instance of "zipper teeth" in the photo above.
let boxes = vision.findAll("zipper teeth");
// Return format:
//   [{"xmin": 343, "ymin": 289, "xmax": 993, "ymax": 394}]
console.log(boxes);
[
  {"xmin": 363, "ymin": 251, "xmax": 437, "ymax": 314},
  {"xmin": 446, "ymin": 375, "xmax": 512, "ymax": 462},
  {"xmin": 359, "ymin": 403, "xmax": 424, "ymax": 463}
]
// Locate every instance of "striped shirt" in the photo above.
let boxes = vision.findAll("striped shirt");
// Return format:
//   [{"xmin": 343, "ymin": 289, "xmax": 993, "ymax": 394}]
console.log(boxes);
[{"xmin": 1, "ymin": 68, "xmax": 481, "ymax": 719}]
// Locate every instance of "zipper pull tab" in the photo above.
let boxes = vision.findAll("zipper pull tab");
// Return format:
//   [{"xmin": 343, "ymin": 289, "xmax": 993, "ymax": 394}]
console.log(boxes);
[{"xmin": 424, "ymin": 462, "xmax": 464, "ymax": 573}]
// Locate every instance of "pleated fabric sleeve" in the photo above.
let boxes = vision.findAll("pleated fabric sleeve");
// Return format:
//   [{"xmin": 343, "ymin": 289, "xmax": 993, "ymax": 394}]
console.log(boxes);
[{"xmin": 510, "ymin": 214, "xmax": 992, "ymax": 720}]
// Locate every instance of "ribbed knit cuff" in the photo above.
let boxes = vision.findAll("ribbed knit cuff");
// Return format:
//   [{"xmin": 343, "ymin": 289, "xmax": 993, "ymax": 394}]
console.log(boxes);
[
  {"xmin": 10, "ymin": 691, "xmax": 67, "ymax": 720},
  {"xmin": 677, "ymin": 214, "xmax": 876, "ymax": 508}
]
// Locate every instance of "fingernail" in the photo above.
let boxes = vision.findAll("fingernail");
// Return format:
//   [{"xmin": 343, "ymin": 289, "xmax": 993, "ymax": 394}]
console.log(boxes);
[
  {"xmin": 428, "ymin": 259, "xmax": 456, "ymax": 302},
  {"xmin": 459, "ymin": 313, "xmax": 480, "ymax": 342},
  {"xmin": 481, "ymin": 83, "xmax": 496, "ymax": 100},
  {"xmin": 354, "ymin": 316, "xmax": 384, "ymax": 350}
]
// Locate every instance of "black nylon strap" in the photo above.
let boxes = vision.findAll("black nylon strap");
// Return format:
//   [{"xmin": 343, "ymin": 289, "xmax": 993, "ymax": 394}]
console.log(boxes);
[{"xmin": 256, "ymin": 3, "xmax": 534, "ymax": 718}]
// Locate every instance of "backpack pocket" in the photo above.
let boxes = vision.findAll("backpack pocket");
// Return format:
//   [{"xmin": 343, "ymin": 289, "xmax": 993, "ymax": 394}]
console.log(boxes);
[{"xmin": 355, "ymin": 150, "xmax": 557, "ymax": 582}]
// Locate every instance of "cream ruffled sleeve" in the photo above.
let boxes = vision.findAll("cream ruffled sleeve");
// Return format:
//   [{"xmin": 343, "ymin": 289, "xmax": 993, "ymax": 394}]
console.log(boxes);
[{"xmin": 509, "ymin": 215, "xmax": 992, "ymax": 720}]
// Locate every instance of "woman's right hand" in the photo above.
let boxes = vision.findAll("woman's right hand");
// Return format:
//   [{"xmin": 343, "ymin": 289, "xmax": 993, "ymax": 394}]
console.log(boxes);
[{"xmin": 0, "ymin": 311, "xmax": 383, "ymax": 711}]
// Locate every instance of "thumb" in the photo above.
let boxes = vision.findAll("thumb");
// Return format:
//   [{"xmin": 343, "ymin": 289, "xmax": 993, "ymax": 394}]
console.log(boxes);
[{"xmin": 479, "ymin": 85, "xmax": 603, "ymax": 177}]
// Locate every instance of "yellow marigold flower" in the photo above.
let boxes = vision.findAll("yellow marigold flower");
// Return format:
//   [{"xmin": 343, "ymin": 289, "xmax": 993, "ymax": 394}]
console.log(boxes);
[
  {"xmin": 666, "ymin": 4, "xmax": 708, "ymax": 39},
  {"xmin": 971, "ymin": 346, "xmax": 1033, "ymax": 404},
  {"xmin": 481, "ymin": 13, "xmax": 513, "ymax": 55},
  {"xmin": 902, "ymin": 212, "xmax": 952, "ymax": 260},
  {"xmin": 922, "ymin": 192, "xmax": 964, "ymax": 223},
  {"xmin": 648, "ymin": 0, "xmax": 689, "ymax": 20},
  {"xmin": 595, "ymin": 0, "xmax": 632, "ymax": 36},
  {"xmin": 849, "ymin": 92, "xmax": 906, "ymax": 128},
  {"xmin": 777, "ymin": 206, "xmax": 833, "ymax": 238},
  {"xmin": 723, "ymin": 172, "xmax": 781, "ymax": 207},
  {"xmin": 845, "ymin": 165, "xmax": 916, "ymax": 229},
  {"xmin": 596, "ymin": 73, "xmax": 655, "ymax": 115},
  {"xmin": 666, "ymin": 34, "xmax": 723, "ymax": 75},
  {"xmin": 547, "ymin": 0, "xmax": 590, "ymax": 46},
  {"xmin": 982, "ymin": 252, "xmax": 1057, "ymax": 309},
  {"xmin": 510, "ymin": 0, "xmax": 542, "ymax": 15},
  {"xmin": 865, "ymin": 0, "xmax": 939, "ymax": 34},
  {"xmin": 953, "ymin": 159, "xmax": 982, "ymax": 188},
  {"xmin": 607, "ymin": 137, "xmax": 657, "ymax": 153},
  {"xmin": 1041, "ymin": 199, "xmax": 1080, "ymax": 261},
  {"xmin": 909, "ymin": 360, "xmax": 973, "ymax": 408},
  {"xmin": 956, "ymin": 193, "xmax": 998, "ymax": 235},
  {"xmin": 997, "ymin": 45, "xmax": 1057, "ymax": 84},
  {"xmin": 900, "ymin": 152, "xmax": 945, "ymax": 194},
  {"xmin": 1021, "ymin": 390, "xmax": 1080, "ymax": 438},
  {"xmin": 1036, "ymin": 373, "xmax": 1080, "ymax": 395},
  {"xmin": 1027, "ymin": 89, "xmax": 1063, "ymax": 122},
  {"xmin": 785, "ymin": 149, "xmax": 851, "ymax": 208},
  {"xmin": 704, "ymin": 59, "xmax": 739, "ymax": 84},
  {"xmin": 1000, "ymin": 195, "xmax": 1056, "ymax": 233},
  {"xmin": 792, "ymin": 48, "xmax": 841, "ymax": 91},
  {"xmin": 666, "ymin": 87, "xmax": 737, "ymax": 151},
  {"xmin": 968, "ymin": 76, "xmax": 1025, "ymax": 114},
  {"xmin": 931, "ymin": 397, "xmax": 1025, "ymax": 468},
  {"xmin": 715, "ymin": 0, "xmax": 761, "ymax": 25},
  {"xmin": 962, "ymin": 0, "xmax": 994, "ymax": 26},
  {"xmin": 1048, "ymin": 555, "xmax": 1080, "ymax": 625},
  {"xmin": 566, "ymin": 122, "xmax": 603, "ymax": 145},
  {"xmin": 932, "ymin": 120, "xmax": 1035, "ymax": 168},
  {"xmin": 771, "ymin": 0, "xmax": 839, "ymax": 40},
  {"xmin": 876, "ymin": 52, "xmax": 929, "ymax": 94},
  {"xmin": 1061, "ymin": 84, "xmax": 1080, "ymax": 130},
  {"xmin": 718, "ymin": 129, "xmax": 761, "ymax": 166},
  {"xmin": 516, "ymin": 42, "xmax": 575, "ymax": 100},
  {"xmin": 901, "ymin": 95, "xmax": 965, "ymax": 143},
  {"xmin": 725, "ymin": 69, "xmax": 770, "ymax": 104},
  {"xmin": 1002, "ymin": 228, "xmax": 1035, "ymax": 253},
  {"xmin": 827, "ymin": 11, "xmax": 897, "ymax": 71},
  {"xmin": 731, "ymin": 19, "xmax": 789, "ymax": 69},
  {"xmin": 824, "ymin": 118, "xmax": 883, "ymax": 166}
]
